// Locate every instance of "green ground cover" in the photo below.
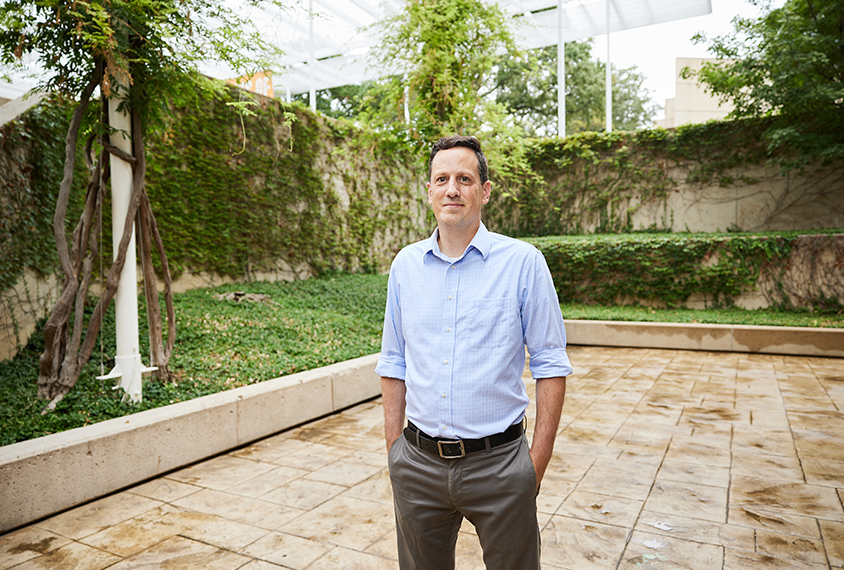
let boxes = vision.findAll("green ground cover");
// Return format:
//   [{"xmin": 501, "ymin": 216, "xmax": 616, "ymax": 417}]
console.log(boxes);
[
  {"xmin": 1, "ymin": 272, "xmax": 840, "ymax": 447},
  {"xmin": 560, "ymin": 303, "xmax": 843, "ymax": 328}
]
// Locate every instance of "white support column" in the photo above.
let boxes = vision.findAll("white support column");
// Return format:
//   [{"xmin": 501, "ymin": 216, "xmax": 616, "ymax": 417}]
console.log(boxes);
[
  {"xmin": 605, "ymin": 0, "xmax": 612, "ymax": 132},
  {"xmin": 99, "ymin": 76, "xmax": 155, "ymax": 403},
  {"xmin": 403, "ymin": 82, "xmax": 410, "ymax": 124},
  {"xmin": 557, "ymin": 0, "xmax": 566, "ymax": 138},
  {"xmin": 309, "ymin": 0, "xmax": 316, "ymax": 111}
]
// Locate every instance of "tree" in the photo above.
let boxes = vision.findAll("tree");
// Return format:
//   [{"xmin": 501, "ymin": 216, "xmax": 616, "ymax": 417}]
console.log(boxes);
[
  {"xmin": 684, "ymin": 0, "xmax": 844, "ymax": 165},
  {"xmin": 0, "ymin": 0, "xmax": 283, "ymax": 411},
  {"xmin": 364, "ymin": 0, "xmax": 520, "ymax": 145},
  {"xmin": 492, "ymin": 41, "xmax": 660, "ymax": 136}
]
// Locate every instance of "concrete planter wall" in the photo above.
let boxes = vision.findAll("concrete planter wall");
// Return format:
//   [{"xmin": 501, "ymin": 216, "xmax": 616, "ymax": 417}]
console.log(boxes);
[{"xmin": 0, "ymin": 353, "xmax": 381, "ymax": 534}]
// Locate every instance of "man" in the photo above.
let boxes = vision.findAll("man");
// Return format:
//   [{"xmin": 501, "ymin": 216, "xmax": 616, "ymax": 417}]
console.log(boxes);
[{"xmin": 376, "ymin": 135, "xmax": 572, "ymax": 570}]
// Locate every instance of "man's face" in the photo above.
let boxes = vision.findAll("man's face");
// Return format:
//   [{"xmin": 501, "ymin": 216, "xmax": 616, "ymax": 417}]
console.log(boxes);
[{"xmin": 427, "ymin": 147, "xmax": 491, "ymax": 234}]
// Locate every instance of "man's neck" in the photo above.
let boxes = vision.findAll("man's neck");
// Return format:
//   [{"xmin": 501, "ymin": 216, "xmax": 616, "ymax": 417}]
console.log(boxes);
[{"xmin": 437, "ymin": 222, "xmax": 480, "ymax": 259}]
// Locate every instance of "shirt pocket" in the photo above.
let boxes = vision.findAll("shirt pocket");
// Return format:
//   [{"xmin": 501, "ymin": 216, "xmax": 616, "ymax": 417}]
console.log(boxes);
[{"xmin": 465, "ymin": 298, "xmax": 514, "ymax": 349}]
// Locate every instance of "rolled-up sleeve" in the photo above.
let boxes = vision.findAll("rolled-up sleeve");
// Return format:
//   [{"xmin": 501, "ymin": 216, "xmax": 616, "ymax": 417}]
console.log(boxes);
[
  {"xmin": 375, "ymin": 263, "xmax": 407, "ymax": 380},
  {"xmin": 523, "ymin": 250, "xmax": 573, "ymax": 379}
]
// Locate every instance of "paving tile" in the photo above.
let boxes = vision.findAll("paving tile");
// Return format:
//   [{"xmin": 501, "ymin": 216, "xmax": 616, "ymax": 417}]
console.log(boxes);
[
  {"xmin": 540, "ymin": 515, "xmax": 628, "ymax": 570},
  {"xmin": 543, "ymin": 452, "xmax": 595, "ymax": 483},
  {"xmin": 106, "ymin": 535, "xmax": 251, "ymax": 569},
  {"xmin": 724, "ymin": 548, "xmax": 830, "ymax": 570},
  {"xmin": 364, "ymin": 529, "xmax": 398, "ymax": 560},
  {"xmin": 727, "ymin": 505, "xmax": 821, "ymax": 538},
  {"xmin": 788, "ymin": 410, "xmax": 844, "ymax": 434},
  {"xmin": 644, "ymin": 480, "xmax": 728, "ymax": 523},
  {"xmin": 664, "ymin": 435, "xmax": 731, "ymax": 467},
  {"xmin": 755, "ymin": 529, "xmax": 827, "ymax": 566},
  {"xmin": 731, "ymin": 425, "xmax": 797, "ymax": 457},
  {"xmin": 167, "ymin": 455, "xmax": 277, "ymax": 491},
  {"xmin": 228, "ymin": 435, "xmax": 313, "ymax": 463},
  {"xmin": 619, "ymin": 530, "xmax": 723, "ymax": 570},
  {"xmin": 224, "ymin": 465, "xmax": 309, "ymax": 498},
  {"xmin": 304, "ymin": 457, "xmax": 384, "ymax": 487},
  {"xmin": 556, "ymin": 421, "xmax": 619, "ymax": 446},
  {"xmin": 453, "ymin": 538, "xmax": 485, "ymax": 569},
  {"xmin": 730, "ymin": 475, "xmax": 844, "ymax": 521},
  {"xmin": 820, "ymin": 520, "xmax": 844, "ymax": 567},
  {"xmin": 172, "ymin": 488, "xmax": 304, "ymax": 529},
  {"xmin": 279, "ymin": 495, "xmax": 395, "ymax": 551},
  {"xmin": 657, "ymin": 457, "xmax": 730, "ymax": 488},
  {"xmin": 635, "ymin": 510, "xmax": 754, "ymax": 550},
  {"xmin": 607, "ymin": 426, "xmax": 672, "ymax": 455},
  {"xmin": 0, "ymin": 526, "xmax": 71, "ymax": 569},
  {"xmin": 308, "ymin": 546, "xmax": 398, "ymax": 570},
  {"xmin": 730, "ymin": 450, "xmax": 804, "ymax": 483},
  {"xmin": 9, "ymin": 345, "xmax": 844, "ymax": 569},
  {"xmin": 79, "ymin": 505, "xmax": 213, "ymax": 557},
  {"xmin": 272, "ymin": 442, "xmax": 354, "ymax": 471},
  {"xmin": 556, "ymin": 490, "xmax": 644, "ymax": 528},
  {"xmin": 261, "ymin": 477, "xmax": 347, "ymax": 510},
  {"xmin": 4, "ymin": 541, "xmax": 120, "ymax": 570},
  {"xmin": 240, "ymin": 560, "xmax": 291, "ymax": 570},
  {"xmin": 129, "ymin": 477, "xmax": 201, "ymax": 503},
  {"xmin": 341, "ymin": 468, "xmax": 393, "ymax": 505},
  {"xmin": 181, "ymin": 517, "xmax": 271, "ymax": 551},
  {"xmin": 801, "ymin": 456, "xmax": 844, "ymax": 488},
  {"xmin": 241, "ymin": 530, "xmax": 332, "ymax": 569},
  {"xmin": 35, "ymin": 492, "xmax": 163, "ymax": 540},
  {"xmin": 577, "ymin": 456, "xmax": 660, "ymax": 502}
]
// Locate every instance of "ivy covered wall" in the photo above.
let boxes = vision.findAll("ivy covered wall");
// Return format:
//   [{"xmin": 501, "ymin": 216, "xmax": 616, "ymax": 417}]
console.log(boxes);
[
  {"xmin": 0, "ymin": 88, "xmax": 429, "ymax": 359},
  {"xmin": 485, "ymin": 120, "xmax": 844, "ymax": 237}
]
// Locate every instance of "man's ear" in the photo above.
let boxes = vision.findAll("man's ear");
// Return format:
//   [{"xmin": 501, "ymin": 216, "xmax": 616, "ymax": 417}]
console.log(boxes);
[
  {"xmin": 427, "ymin": 181, "xmax": 433, "ymax": 204},
  {"xmin": 482, "ymin": 180, "xmax": 491, "ymax": 205}
]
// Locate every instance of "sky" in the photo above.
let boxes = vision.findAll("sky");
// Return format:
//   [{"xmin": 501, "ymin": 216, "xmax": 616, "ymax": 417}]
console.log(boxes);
[{"xmin": 590, "ymin": 0, "xmax": 784, "ymax": 121}]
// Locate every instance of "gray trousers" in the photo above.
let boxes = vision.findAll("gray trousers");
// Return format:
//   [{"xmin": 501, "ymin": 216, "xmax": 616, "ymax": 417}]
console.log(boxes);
[{"xmin": 387, "ymin": 433, "xmax": 540, "ymax": 570}]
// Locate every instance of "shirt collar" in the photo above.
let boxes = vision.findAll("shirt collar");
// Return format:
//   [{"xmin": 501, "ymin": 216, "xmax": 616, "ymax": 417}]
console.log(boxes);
[{"xmin": 424, "ymin": 222, "xmax": 491, "ymax": 262}]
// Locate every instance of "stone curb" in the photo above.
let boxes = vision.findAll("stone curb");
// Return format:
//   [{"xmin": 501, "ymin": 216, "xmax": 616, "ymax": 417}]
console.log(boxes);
[
  {"xmin": 0, "ymin": 353, "xmax": 381, "ymax": 533},
  {"xmin": 565, "ymin": 320, "xmax": 844, "ymax": 358}
]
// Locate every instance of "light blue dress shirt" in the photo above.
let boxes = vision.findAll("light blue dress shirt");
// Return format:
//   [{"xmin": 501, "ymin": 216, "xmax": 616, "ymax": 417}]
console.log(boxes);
[{"xmin": 375, "ymin": 222, "xmax": 573, "ymax": 440}]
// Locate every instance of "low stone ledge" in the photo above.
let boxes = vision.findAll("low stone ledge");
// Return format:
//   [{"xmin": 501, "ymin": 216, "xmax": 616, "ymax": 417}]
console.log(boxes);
[
  {"xmin": 565, "ymin": 320, "xmax": 844, "ymax": 358},
  {"xmin": 0, "ymin": 353, "xmax": 381, "ymax": 533}
]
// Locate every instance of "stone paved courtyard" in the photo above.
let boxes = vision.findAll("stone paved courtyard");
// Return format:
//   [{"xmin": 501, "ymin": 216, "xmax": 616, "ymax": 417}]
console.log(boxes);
[{"xmin": 1, "ymin": 344, "xmax": 843, "ymax": 569}]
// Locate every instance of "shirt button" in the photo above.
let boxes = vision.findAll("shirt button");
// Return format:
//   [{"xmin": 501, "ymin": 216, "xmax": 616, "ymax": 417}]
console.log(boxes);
[
  {"xmin": 443, "ymin": 359, "xmax": 448, "ymax": 364},
  {"xmin": 448, "ymin": 295, "xmax": 453, "ymax": 300},
  {"xmin": 446, "ymin": 327, "xmax": 451, "ymax": 332},
  {"xmin": 442, "ymin": 424, "xmax": 448, "ymax": 431},
  {"xmin": 441, "ymin": 393, "xmax": 447, "ymax": 398},
  {"xmin": 451, "ymin": 266, "xmax": 455, "ymax": 270}
]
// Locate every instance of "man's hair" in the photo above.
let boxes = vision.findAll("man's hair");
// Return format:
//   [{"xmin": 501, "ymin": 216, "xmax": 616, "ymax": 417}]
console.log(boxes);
[{"xmin": 428, "ymin": 135, "xmax": 489, "ymax": 185}]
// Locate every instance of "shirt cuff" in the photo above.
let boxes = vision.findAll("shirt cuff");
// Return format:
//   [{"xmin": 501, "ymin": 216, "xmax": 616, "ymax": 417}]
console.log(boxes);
[
  {"xmin": 528, "ymin": 347, "xmax": 573, "ymax": 379},
  {"xmin": 375, "ymin": 356, "xmax": 406, "ymax": 380}
]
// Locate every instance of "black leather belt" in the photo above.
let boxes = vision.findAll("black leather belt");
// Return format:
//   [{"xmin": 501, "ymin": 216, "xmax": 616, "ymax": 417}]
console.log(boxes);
[{"xmin": 403, "ymin": 419, "xmax": 525, "ymax": 459}]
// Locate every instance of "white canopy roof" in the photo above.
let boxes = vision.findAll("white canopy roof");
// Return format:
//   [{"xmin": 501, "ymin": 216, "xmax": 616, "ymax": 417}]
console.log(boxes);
[
  {"xmin": 238, "ymin": 0, "xmax": 713, "ymax": 97},
  {"xmin": 0, "ymin": 0, "xmax": 712, "ymax": 102}
]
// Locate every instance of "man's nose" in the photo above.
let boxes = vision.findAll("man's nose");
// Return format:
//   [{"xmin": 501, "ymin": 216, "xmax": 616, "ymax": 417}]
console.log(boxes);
[{"xmin": 445, "ymin": 178, "xmax": 460, "ymax": 196}]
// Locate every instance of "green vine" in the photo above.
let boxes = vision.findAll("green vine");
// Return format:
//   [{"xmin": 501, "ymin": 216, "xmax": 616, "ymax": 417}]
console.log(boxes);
[
  {"xmin": 524, "ymin": 232, "xmax": 841, "ymax": 309},
  {"xmin": 0, "ymin": 95, "xmax": 88, "ymax": 293},
  {"xmin": 485, "ymin": 118, "xmax": 812, "ymax": 238}
]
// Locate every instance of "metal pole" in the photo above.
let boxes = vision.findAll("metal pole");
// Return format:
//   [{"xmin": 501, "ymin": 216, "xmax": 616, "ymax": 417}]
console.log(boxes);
[
  {"xmin": 309, "ymin": 0, "xmax": 316, "ymax": 111},
  {"xmin": 557, "ymin": 0, "xmax": 565, "ymax": 138},
  {"xmin": 102, "ymin": 77, "xmax": 146, "ymax": 402},
  {"xmin": 605, "ymin": 0, "xmax": 612, "ymax": 132}
]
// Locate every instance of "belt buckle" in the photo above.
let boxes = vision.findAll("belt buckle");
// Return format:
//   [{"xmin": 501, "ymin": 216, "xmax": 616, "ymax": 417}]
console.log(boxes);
[{"xmin": 437, "ymin": 439, "xmax": 465, "ymax": 459}]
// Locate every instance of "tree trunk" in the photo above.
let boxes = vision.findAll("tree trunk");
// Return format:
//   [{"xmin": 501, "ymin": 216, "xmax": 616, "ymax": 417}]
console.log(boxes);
[{"xmin": 39, "ymin": 61, "xmax": 178, "ymax": 410}]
